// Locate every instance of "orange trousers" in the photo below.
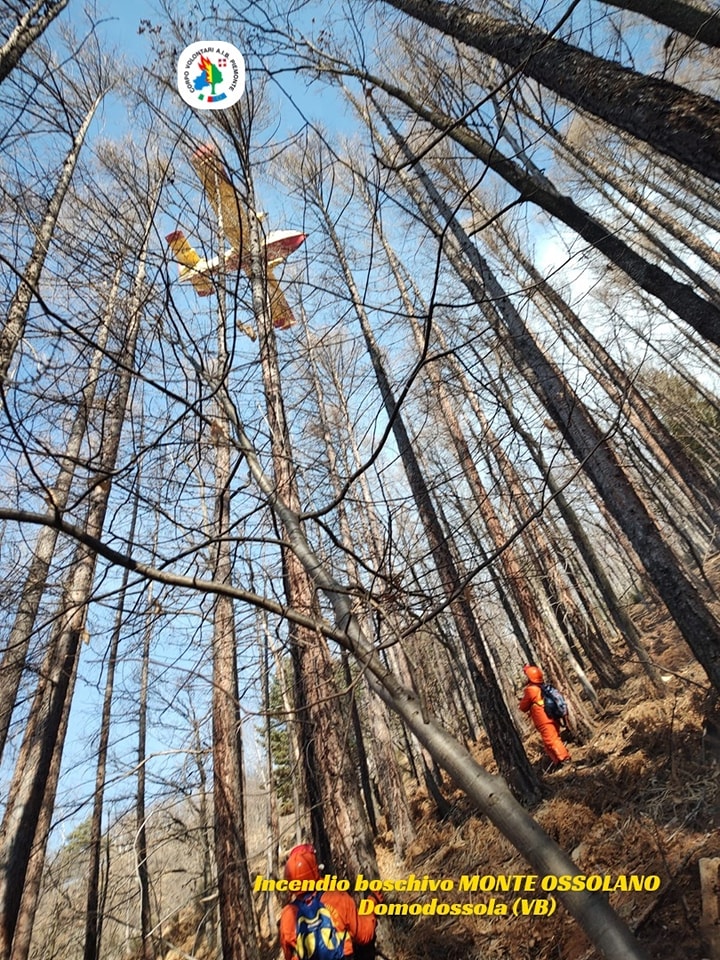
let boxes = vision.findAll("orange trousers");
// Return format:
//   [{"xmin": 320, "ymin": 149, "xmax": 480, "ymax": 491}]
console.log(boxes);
[{"xmin": 535, "ymin": 718, "xmax": 570, "ymax": 763}]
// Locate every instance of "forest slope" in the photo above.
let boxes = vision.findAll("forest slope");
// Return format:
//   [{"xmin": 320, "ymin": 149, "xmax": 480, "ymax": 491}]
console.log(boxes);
[
  {"xmin": 35, "ymin": 602, "xmax": 720, "ymax": 960},
  {"xmin": 378, "ymin": 606, "xmax": 720, "ymax": 960}
]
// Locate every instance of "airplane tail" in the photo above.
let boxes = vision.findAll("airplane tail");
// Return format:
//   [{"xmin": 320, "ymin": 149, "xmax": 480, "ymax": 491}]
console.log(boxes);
[{"xmin": 166, "ymin": 230, "xmax": 214, "ymax": 296}]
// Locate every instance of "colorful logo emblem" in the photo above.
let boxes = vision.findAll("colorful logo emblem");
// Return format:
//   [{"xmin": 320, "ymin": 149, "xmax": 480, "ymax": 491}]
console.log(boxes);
[{"xmin": 177, "ymin": 41, "xmax": 245, "ymax": 110}]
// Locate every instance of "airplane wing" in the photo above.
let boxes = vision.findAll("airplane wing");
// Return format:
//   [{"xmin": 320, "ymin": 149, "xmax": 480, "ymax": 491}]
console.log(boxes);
[
  {"xmin": 166, "ymin": 230, "xmax": 214, "ymax": 296},
  {"xmin": 265, "ymin": 230, "xmax": 307, "ymax": 266},
  {"xmin": 190, "ymin": 144, "xmax": 250, "ymax": 259},
  {"xmin": 266, "ymin": 264, "xmax": 296, "ymax": 330}
]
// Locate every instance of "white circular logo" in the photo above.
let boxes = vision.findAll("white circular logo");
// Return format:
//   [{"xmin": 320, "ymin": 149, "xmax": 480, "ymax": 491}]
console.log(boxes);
[{"xmin": 176, "ymin": 41, "xmax": 245, "ymax": 110}]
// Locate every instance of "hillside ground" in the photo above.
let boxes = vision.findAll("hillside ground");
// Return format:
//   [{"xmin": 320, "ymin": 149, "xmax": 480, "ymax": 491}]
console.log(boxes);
[
  {"xmin": 380, "ymin": 614, "xmax": 720, "ymax": 960},
  {"xmin": 162, "ymin": 605, "xmax": 720, "ymax": 960}
]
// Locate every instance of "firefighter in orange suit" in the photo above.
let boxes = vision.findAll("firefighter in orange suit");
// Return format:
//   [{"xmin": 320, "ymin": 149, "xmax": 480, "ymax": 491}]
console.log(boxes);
[
  {"xmin": 518, "ymin": 664, "xmax": 571, "ymax": 766},
  {"xmin": 279, "ymin": 844, "xmax": 379, "ymax": 960}
]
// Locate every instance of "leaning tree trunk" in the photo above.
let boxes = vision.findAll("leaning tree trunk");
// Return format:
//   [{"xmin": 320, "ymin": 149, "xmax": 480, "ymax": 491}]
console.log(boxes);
[
  {"xmin": 548, "ymin": 114, "xmax": 720, "ymax": 289},
  {"xmin": 0, "ymin": 427, "xmax": 653, "ymax": 959},
  {"xmin": 218, "ymin": 388, "xmax": 652, "ymax": 960},
  {"xmin": 449, "ymin": 121, "xmax": 720, "ymax": 538},
  {"xmin": 343, "ymin": 74, "xmax": 720, "ymax": 347},
  {"xmin": 0, "ymin": 0, "xmax": 69, "ymax": 84},
  {"xmin": 0, "ymin": 186, "xmax": 150, "ymax": 960},
  {"xmin": 378, "ymin": 0, "xmax": 720, "ymax": 183},
  {"xmin": 494, "ymin": 210, "xmax": 720, "ymax": 533},
  {"xmin": 363, "ymin": 182, "xmax": 601, "ymax": 728},
  {"xmin": 604, "ymin": 0, "xmax": 720, "ymax": 48},
  {"xmin": 0, "ymin": 94, "xmax": 101, "ymax": 382},
  {"xmin": 310, "ymin": 176, "xmax": 540, "ymax": 803},
  {"xmin": 378, "ymin": 106, "xmax": 720, "ymax": 694},
  {"xmin": 495, "ymin": 378, "xmax": 663, "ymax": 688},
  {"xmin": 627, "ymin": 141, "xmax": 720, "ymax": 233}
]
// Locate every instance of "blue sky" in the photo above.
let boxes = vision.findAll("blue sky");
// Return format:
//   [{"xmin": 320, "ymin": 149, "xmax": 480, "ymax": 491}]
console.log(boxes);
[
  {"xmin": 10, "ymin": 0, "xmax": 716, "ymax": 849},
  {"xmin": 96, "ymin": 0, "xmax": 159, "ymax": 54}
]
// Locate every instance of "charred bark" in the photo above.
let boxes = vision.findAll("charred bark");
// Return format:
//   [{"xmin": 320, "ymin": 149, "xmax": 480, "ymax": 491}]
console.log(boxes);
[
  {"xmin": 0, "ymin": 0, "xmax": 69, "ymax": 84},
  {"xmin": 379, "ymin": 0, "xmax": 720, "ymax": 183},
  {"xmin": 344, "ymin": 72, "xmax": 720, "ymax": 346},
  {"xmin": 311, "ymin": 175, "xmax": 540, "ymax": 802},
  {"xmin": 605, "ymin": 0, "xmax": 720, "ymax": 48},
  {"xmin": 0, "ymin": 95, "xmax": 101, "ymax": 382},
  {"xmin": 375, "ymin": 105, "xmax": 720, "ymax": 694}
]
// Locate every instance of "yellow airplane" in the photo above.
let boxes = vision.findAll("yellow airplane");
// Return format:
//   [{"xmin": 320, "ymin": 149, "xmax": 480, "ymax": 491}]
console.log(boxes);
[{"xmin": 166, "ymin": 144, "xmax": 306, "ymax": 332}]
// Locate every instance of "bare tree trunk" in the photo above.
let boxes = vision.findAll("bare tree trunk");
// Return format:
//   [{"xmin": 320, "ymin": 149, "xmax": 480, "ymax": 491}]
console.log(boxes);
[
  {"xmin": 217, "ymin": 384, "xmax": 651, "ymax": 960},
  {"xmin": 496, "ymin": 211, "xmax": 719, "ymax": 532},
  {"xmin": 363, "ymin": 688, "xmax": 416, "ymax": 858},
  {"xmin": 266, "ymin": 632, "xmax": 307, "ymax": 843},
  {"xmin": 0, "ymin": 263, "xmax": 122, "ymax": 763},
  {"xmin": 341, "ymin": 73, "xmax": 720, "ymax": 346},
  {"xmin": 377, "ymin": 105, "xmax": 720, "ymax": 694},
  {"xmin": 496, "ymin": 381, "xmax": 663, "ymax": 688},
  {"xmin": 210, "ymin": 415, "xmax": 260, "ymax": 960},
  {"xmin": 8, "ymin": 615, "xmax": 79, "ymax": 960},
  {"xmin": 0, "ymin": 94, "xmax": 101, "ymax": 382},
  {"xmin": 0, "ymin": 181, "xmax": 152, "ymax": 960},
  {"xmin": 378, "ymin": 0, "xmax": 720, "ymax": 183},
  {"xmin": 189, "ymin": 714, "xmax": 217, "ymax": 957},
  {"xmin": 0, "ymin": 0, "xmax": 69, "ymax": 84},
  {"xmin": 208, "ymin": 129, "xmax": 381, "ymax": 883},
  {"xmin": 208, "ymin": 260, "xmax": 260, "ymax": 960},
  {"xmin": 604, "ymin": 0, "xmax": 720, "ymax": 48},
  {"xmin": 341, "ymin": 653, "xmax": 378, "ymax": 835},
  {"xmin": 136, "ymin": 582, "xmax": 156, "ymax": 960},
  {"xmin": 549, "ymin": 116, "xmax": 720, "ymax": 286},
  {"xmin": 0, "ymin": 499, "xmax": 116, "ymax": 959},
  {"xmin": 301, "ymin": 320, "xmax": 415, "ymax": 857},
  {"xmin": 84, "ymin": 473, "xmax": 141, "ymax": 960},
  {"xmin": 306, "ymin": 166, "xmax": 539, "ymax": 802},
  {"xmin": 648, "ymin": 144, "xmax": 720, "ymax": 227},
  {"xmin": 259, "ymin": 627, "xmax": 280, "ymax": 930},
  {"xmin": 363, "ymin": 179, "xmax": 600, "ymax": 729}
]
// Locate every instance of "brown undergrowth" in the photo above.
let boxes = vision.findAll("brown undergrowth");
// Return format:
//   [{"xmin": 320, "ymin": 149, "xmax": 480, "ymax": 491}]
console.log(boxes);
[
  {"xmin": 165, "ymin": 614, "xmax": 719, "ymax": 960},
  {"xmin": 387, "ymin": 627, "xmax": 720, "ymax": 960}
]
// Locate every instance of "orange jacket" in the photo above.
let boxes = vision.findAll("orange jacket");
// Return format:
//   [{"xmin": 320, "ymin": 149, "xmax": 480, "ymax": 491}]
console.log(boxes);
[
  {"xmin": 279, "ymin": 890, "xmax": 377, "ymax": 960},
  {"xmin": 519, "ymin": 682, "xmax": 553, "ymax": 725}
]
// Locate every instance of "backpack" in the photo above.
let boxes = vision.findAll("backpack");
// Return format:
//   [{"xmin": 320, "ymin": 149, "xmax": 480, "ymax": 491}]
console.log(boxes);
[
  {"xmin": 540, "ymin": 683, "xmax": 568, "ymax": 722},
  {"xmin": 294, "ymin": 892, "xmax": 347, "ymax": 960}
]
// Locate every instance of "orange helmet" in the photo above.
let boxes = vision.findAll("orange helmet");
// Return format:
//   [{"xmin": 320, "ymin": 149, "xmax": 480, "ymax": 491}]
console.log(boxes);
[
  {"xmin": 523, "ymin": 664, "xmax": 544, "ymax": 684},
  {"xmin": 284, "ymin": 844, "xmax": 321, "ymax": 883}
]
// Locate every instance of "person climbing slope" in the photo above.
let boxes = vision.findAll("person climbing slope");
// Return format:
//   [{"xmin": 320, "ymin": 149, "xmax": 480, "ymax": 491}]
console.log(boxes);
[{"xmin": 518, "ymin": 664, "xmax": 571, "ymax": 769}]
